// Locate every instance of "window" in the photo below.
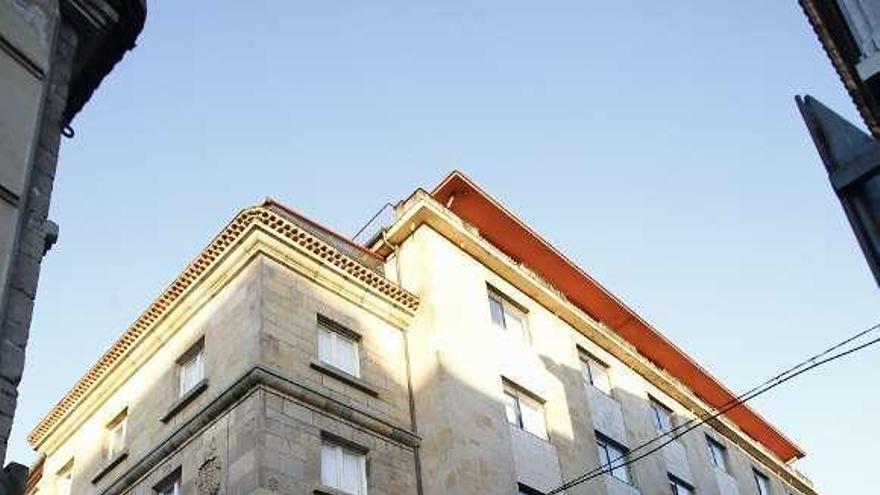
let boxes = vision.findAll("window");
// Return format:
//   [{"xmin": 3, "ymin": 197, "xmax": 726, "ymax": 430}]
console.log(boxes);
[
  {"xmin": 178, "ymin": 341, "xmax": 204, "ymax": 397},
  {"xmin": 754, "ymin": 470, "xmax": 772, "ymax": 495},
  {"xmin": 57, "ymin": 463, "xmax": 73, "ymax": 495},
  {"xmin": 669, "ymin": 475, "xmax": 694, "ymax": 495},
  {"xmin": 596, "ymin": 435, "xmax": 630, "ymax": 484},
  {"xmin": 518, "ymin": 483, "xmax": 545, "ymax": 495},
  {"xmin": 154, "ymin": 469, "xmax": 181, "ymax": 495},
  {"xmin": 650, "ymin": 398, "xmax": 674, "ymax": 434},
  {"xmin": 104, "ymin": 409, "xmax": 128, "ymax": 460},
  {"xmin": 580, "ymin": 352, "xmax": 612, "ymax": 395},
  {"xmin": 488, "ymin": 288, "xmax": 529, "ymax": 342},
  {"xmin": 706, "ymin": 436, "xmax": 728, "ymax": 473},
  {"xmin": 318, "ymin": 317, "xmax": 360, "ymax": 377},
  {"xmin": 502, "ymin": 382, "xmax": 548, "ymax": 439},
  {"xmin": 321, "ymin": 440, "xmax": 367, "ymax": 495}
]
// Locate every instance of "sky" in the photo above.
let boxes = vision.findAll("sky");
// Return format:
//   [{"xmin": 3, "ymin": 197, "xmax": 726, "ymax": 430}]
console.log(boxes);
[{"xmin": 9, "ymin": 1, "xmax": 879, "ymax": 493}]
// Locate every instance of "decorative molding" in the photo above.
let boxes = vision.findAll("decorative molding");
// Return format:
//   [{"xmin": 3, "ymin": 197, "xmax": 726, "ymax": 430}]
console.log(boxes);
[
  {"xmin": 0, "ymin": 33, "xmax": 46, "ymax": 80},
  {"xmin": 195, "ymin": 437, "xmax": 221, "ymax": 495},
  {"xmin": 28, "ymin": 204, "xmax": 419, "ymax": 449},
  {"xmin": 159, "ymin": 379, "xmax": 208, "ymax": 424},
  {"xmin": 90, "ymin": 451, "xmax": 128, "ymax": 484},
  {"xmin": 310, "ymin": 361, "xmax": 379, "ymax": 397},
  {"xmin": 97, "ymin": 366, "xmax": 418, "ymax": 495}
]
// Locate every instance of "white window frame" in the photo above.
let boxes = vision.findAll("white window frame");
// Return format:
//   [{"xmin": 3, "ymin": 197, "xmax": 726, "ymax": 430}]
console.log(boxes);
[
  {"xmin": 706, "ymin": 436, "xmax": 728, "ymax": 473},
  {"xmin": 104, "ymin": 409, "xmax": 128, "ymax": 461},
  {"xmin": 487, "ymin": 288, "xmax": 529, "ymax": 343},
  {"xmin": 580, "ymin": 352, "xmax": 612, "ymax": 395},
  {"xmin": 650, "ymin": 398, "xmax": 674, "ymax": 434},
  {"xmin": 178, "ymin": 341, "xmax": 204, "ymax": 397},
  {"xmin": 321, "ymin": 440, "xmax": 368, "ymax": 495},
  {"xmin": 318, "ymin": 319, "xmax": 361, "ymax": 378},
  {"xmin": 596, "ymin": 435, "xmax": 631, "ymax": 484},
  {"xmin": 754, "ymin": 469, "xmax": 772, "ymax": 495},
  {"xmin": 502, "ymin": 382, "xmax": 548, "ymax": 440}
]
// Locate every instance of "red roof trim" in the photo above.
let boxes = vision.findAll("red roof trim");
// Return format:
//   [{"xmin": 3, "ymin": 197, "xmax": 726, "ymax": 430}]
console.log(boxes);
[
  {"xmin": 430, "ymin": 171, "xmax": 804, "ymax": 462},
  {"xmin": 262, "ymin": 198, "xmax": 384, "ymax": 260}
]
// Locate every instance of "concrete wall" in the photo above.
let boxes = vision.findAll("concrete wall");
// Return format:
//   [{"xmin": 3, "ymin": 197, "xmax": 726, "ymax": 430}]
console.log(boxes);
[{"xmin": 394, "ymin": 223, "xmax": 806, "ymax": 495}]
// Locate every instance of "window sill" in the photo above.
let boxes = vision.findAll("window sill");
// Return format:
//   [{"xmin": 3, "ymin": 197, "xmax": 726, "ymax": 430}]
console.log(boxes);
[
  {"xmin": 310, "ymin": 361, "xmax": 378, "ymax": 397},
  {"xmin": 160, "ymin": 379, "xmax": 208, "ymax": 423},
  {"xmin": 91, "ymin": 451, "xmax": 128, "ymax": 484},
  {"xmin": 314, "ymin": 485, "xmax": 354, "ymax": 495}
]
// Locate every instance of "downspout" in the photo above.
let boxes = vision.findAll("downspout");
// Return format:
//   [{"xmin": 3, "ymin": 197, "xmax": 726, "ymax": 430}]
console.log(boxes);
[{"xmin": 381, "ymin": 230, "xmax": 424, "ymax": 495}]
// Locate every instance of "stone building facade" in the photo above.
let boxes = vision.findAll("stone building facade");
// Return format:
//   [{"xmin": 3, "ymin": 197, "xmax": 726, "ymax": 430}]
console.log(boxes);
[
  {"xmin": 25, "ymin": 172, "xmax": 820, "ymax": 495},
  {"xmin": 0, "ymin": 1, "xmax": 144, "ymax": 488}
]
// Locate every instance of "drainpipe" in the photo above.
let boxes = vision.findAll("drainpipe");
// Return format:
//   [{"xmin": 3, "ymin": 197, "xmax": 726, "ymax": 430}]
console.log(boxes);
[
  {"xmin": 381, "ymin": 230, "xmax": 424, "ymax": 495},
  {"xmin": 382, "ymin": 229, "xmax": 424, "ymax": 495}
]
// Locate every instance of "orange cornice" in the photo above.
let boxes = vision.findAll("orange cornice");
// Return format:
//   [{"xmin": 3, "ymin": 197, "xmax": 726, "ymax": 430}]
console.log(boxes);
[{"xmin": 430, "ymin": 171, "xmax": 804, "ymax": 462}]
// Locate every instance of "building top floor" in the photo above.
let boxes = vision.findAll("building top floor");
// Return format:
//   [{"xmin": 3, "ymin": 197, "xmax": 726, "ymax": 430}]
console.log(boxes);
[{"xmin": 26, "ymin": 172, "xmax": 816, "ymax": 495}]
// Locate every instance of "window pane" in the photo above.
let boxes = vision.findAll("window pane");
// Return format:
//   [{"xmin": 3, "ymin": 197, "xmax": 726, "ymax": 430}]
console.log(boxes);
[
  {"xmin": 503, "ymin": 391, "xmax": 519, "ymax": 426},
  {"xmin": 519, "ymin": 395, "xmax": 547, "ymax": 439},
  {"xmin": 107, "ymin": 419, "xmax": 126, "ymax": 458},
  {"xmin": 755, "ymin": 472, "xmax": 771, "ymax": 495},
  {"xmin": 321, "ymin": 443, "xmax": 338, "ymax": 487},
  {"xmin": 580, "ymin": 357, "xmax": 592, "ymax": 387},
  {"xmin": 607, "ymin": 443, "xmax": 630, "ymax": 483},
  {"xmin": 336, "ymin": 335, "xmax": 359, "ymax": 377},
  {"xmin": 59, "ymin": 473, "xmax": 72, "ymax": 495},
  {"xmin": 180, "ymin": 350, "xmax": 204, "ymax": 395},
  {"xmin": 588, "ymin": 359, "xmax": 612, "ymax": 394},
  {"xmin": 488, "ymin": 295, "xmax": 505, "ymax": 328},
  {"xmin": 318, "ymin": 328, "xmax": 333, "ymax": 364},
  {"xmin": 341, "ymin": 450, "xmax": 364, "ymax": 495},
  {"xmin": 597, "ymin": 441, "xmax": 611, "ymax": 468},
  {"xmin": 652, "ymin": 402, "xmax": 673, "ymax": 433},
  {"xmin": 505, "ymin": 307, "xmax": 527, "ymax": 342},
  {"xmin": 708, "ymin": 438, "xmax": 727, "ymax": 472}
]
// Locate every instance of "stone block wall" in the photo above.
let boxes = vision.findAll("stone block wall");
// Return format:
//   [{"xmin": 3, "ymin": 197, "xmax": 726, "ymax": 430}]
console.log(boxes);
[
  {"xmin": 260, "ymin": 388, "xmax": 417, "ymax": 495},
  {"xmin": 30, "ymin": 260, "xmax": 263, "ymax": 495},
  {"xmin": 257, "ymin": 257, "xmax": 412, "ymax": 431}
]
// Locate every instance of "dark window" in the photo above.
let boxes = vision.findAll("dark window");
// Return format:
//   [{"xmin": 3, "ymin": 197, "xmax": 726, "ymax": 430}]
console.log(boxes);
[
  {"xmin": 754, "ymin": 469, "xmax": 772, "ymax": 495},
  {"xmin": 596, "ymin": 434, "xmax": 631, "ymax": 484},
  {"xmin": 487, "ymin": 287, "xmax": 529, "ymax": 342},
  {"xmin": 668, "ymin": 474, "xmax": 694, "ymax": 495},
  {"xmin": 154, "ymin": 468, "xmax": 181, "ymax": 495},
  {"xmin": 706, "ymin": 436, "xmax": 728, "ymax": 473}
]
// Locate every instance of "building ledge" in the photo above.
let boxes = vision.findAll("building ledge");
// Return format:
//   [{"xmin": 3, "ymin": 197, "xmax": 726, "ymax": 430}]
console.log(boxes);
[
  {"xmin": 310, "ymin": 361, "xmax": 379, "ymax": 397},
  {"xmin": 90, "ymin": 451, "xmax": 127, "ymax": 484},
  {"xmin": 314, "ymin": 485, "xmax": 352, "ymax": 495},
  {"xmin": 159, "ymin": 379, "xmax": 208, "ymax": 423}
]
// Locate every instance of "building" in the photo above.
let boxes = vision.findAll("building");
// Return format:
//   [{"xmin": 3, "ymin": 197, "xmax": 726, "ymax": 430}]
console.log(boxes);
[
  {"xmin": 25, "ymin": 172, "xmax": 818, "ymax": 495},
  {"xmin": 800, "ymin": 0, "xmax": 880, "ymax": 138},
  {"xmin": 0, "ymin": 0, "xmax": 145, "ymax": 489},
  {"xmin": 797, "ymin": 0, "xmax": 880, "ymax": 286}
]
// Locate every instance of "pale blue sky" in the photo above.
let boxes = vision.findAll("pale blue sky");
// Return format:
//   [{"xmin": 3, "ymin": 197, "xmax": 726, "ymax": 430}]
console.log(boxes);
[{"xmin": 11, "ymin": 2, "xmax": 878, "ymax": 493}]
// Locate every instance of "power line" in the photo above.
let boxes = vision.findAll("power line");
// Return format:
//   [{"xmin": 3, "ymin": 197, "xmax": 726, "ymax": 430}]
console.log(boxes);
[
  {"xmin": 551, "ymin": 327, "xmax": 880, "ymax": 494},
  {"xmin": 547, "ymin": 321, "xmax": 880, "ymax": 494}
]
